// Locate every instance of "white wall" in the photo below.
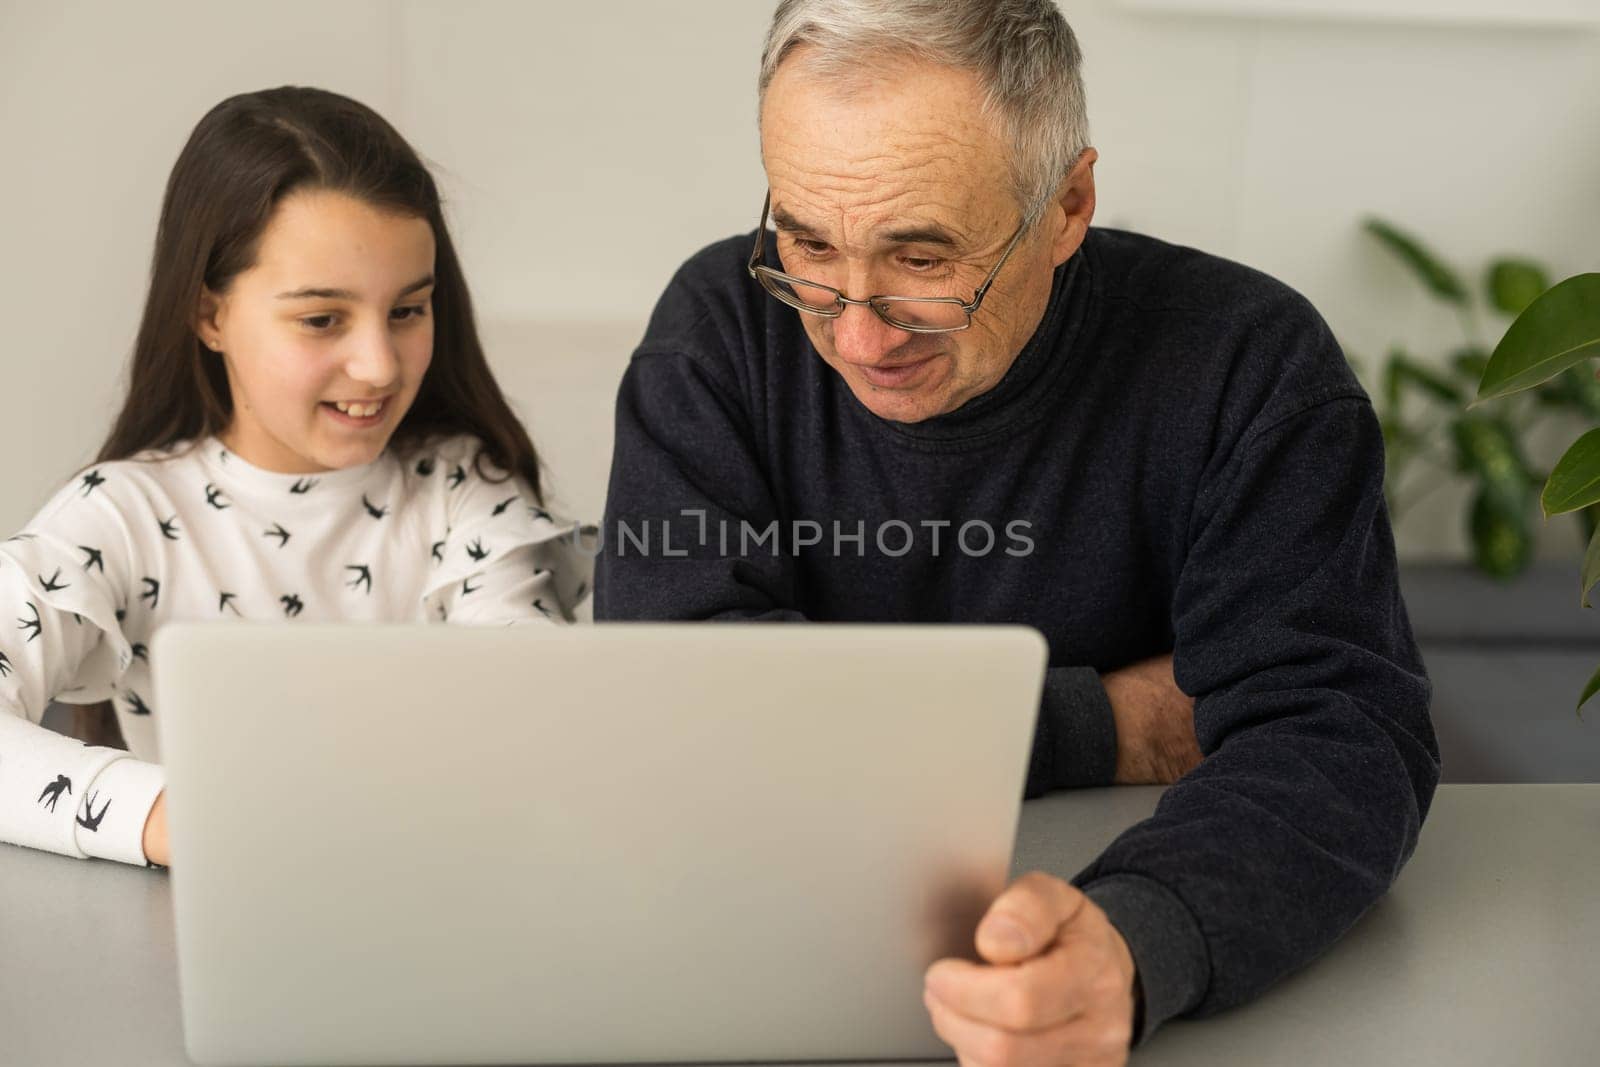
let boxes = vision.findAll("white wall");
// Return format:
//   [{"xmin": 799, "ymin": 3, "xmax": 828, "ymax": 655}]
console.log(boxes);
[{"xmin": 3, "ymin": 0, "xmax": 1598, "ymax": 556}]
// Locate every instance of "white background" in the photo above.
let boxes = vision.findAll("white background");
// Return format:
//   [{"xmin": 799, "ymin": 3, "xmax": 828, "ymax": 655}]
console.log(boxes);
[{"xmin": 1119, "ymin": 0, "xmax": 1600, "ymax": 26}]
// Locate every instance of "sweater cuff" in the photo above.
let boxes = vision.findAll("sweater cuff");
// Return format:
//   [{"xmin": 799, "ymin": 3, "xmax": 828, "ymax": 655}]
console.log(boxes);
[
  {"xmin": 75, "ymin": 757, "xmax": 166, "ymax": 866},
  {"xmin": 1024, "ymin": 666, "xmax": 1116, "ymax": 795},
  {"xmin": 1081, "ymin": 873, "xmax": 1209, "ymax": 1045}
]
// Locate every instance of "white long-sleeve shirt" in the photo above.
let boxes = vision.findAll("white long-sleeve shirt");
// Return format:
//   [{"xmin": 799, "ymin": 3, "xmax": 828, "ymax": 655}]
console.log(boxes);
[{"xmin": 0, "ymin": 433, "xmax": 591, "ymax": 866}]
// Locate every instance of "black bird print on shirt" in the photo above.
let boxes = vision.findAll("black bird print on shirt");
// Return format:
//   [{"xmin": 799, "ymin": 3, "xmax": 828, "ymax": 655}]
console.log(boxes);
[
  {"xmin": 461, "ymin": 577, "xmax": 481, "ymax": 596},
  {"xmin": 263, "ymin": 523, "xmax": 291, "ymax": 548},
  {"xmin": 140, "ymin": 578, "xmax": 160, "ymax": 610},
  {"xmin": 76, "ymin": 791, "xmax": 110, "ymax": 832},
  {"xmin": 447, "ymin": 464, "xmax": 467, "ymax": 489},
  {"xmin": 281, "ymin": 594, "xmax": 304, "ymax": 617},
  {"xmin": 465, "ymin": 538, "xmax": 489, "ymax": 563},
  {"xmin": 79, "ymin": 545, "xmax": 104, "ymax": 573},
  {"xmin": 491, "ymin": 496, "xmax": 517, "ymax": 517},
  {"xmin": 39, "ymin": 568, "xmax": 69, "ymax": 593},
  {"xmin": 290, "ymin": 477, "xmax": 318, "ymax": 495},
  {"xmin": 219, "ymin": 592, "xmax": 241, "ymax": 616},
  {"xmin": 0, "ymin": 650, "xmax": 11, "ymax": 677},
  {"xmin": 127, "ymin": 690, "xmax": 153, "ymax": 716},
  {"xmin": 532, "ymin": 598, "xmax": 551, "ymax": 618},
  {"xmin": 18, "ymin": 603, "xmax": 42, "ymax": 643},
  {"xmin": 415, "ymin": 458, "xmax": 435, "ymax": 477},
  {"xmin": 79, "ymin": 470, "xmax": 106, "ymax": 496},
  {"xmin": 362, "ymin": 494, "xmax": 389, "ymax": 520},
  {"xmin": 345, "ymin": 565, "xmax": 373, "ymax": 595},
  {"xmin": 204, "ymin": 483, "xmax": 230, "ymax": 510},
  {"xmin": 130, "ymin": 643, "xmax": 148, "ymax": 662},
  {"xmin": 430, "ymin": 540, "xmax": 445, "ymax": 564},
  {"xmin": 575, "ymin": 582, "xmax": 587, "ymax": 600},
  {"xmin": 38, "ymin": 775, "xmax": 72, "ymax": 812},
  {"xmin": 529, "ymin": 506, "xmax": 553, "ymax": 523},
  {"xmin": 159, "ymin": 515, "xmax": 181, "ymax": 541}
]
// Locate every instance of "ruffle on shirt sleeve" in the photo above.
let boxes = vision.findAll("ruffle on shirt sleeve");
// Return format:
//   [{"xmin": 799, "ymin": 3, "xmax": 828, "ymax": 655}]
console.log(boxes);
[
  {"xmin": 416, "ymin": 440, "xmax": 595, "ymax": 624},
  {"xmin": 0, "ymin": 531, "xmax": 134, "ymax": 712}
]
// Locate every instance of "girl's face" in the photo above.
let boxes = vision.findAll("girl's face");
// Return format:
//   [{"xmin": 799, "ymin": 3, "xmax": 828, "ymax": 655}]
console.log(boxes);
[{"xmin": 197, "ymin": 188, "xmax": 437, "ymax": 474}]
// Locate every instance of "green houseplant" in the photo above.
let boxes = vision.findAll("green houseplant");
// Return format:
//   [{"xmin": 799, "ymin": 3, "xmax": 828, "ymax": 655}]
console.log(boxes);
[
  {"xmin": 1359, "ymin": 219, "xmax": 1600, "ymax": 580},
  {"xmin": 1472, "ymin": 268, "xmax": 1600, "ymax": 709}
]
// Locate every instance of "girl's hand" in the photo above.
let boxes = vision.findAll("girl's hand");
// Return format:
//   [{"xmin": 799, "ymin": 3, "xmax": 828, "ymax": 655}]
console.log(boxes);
[{"xmin": 142, "ymin": 790, "xmax": 170, "ymax": 867}]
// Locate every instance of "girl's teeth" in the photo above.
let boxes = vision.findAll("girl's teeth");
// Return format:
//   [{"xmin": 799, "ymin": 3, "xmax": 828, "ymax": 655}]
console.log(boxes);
[{"xmin": 334, "ymin": 400, "xmax": 383, "ymax": 417}]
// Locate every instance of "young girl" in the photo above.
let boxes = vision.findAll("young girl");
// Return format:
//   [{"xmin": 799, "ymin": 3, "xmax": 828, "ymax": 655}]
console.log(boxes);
[{"xmin": 0, "ymin": 87, "xmax": 589, "ymax": 869}]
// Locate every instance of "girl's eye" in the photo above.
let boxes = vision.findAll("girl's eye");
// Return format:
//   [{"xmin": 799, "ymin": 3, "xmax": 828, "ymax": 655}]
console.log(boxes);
[
  {"xmin": 391, "ymin": 304, "xmax": 428, "ymax": 322},
  {"xmin": 301, "ymin": 314, "xmax": 337, "ymax": 331}
]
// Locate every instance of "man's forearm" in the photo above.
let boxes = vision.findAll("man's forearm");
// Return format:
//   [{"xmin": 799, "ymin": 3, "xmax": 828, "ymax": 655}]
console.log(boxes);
[{"xmin": 1101, "ymin": 654, "xmax": 1202, "ymax": 785}]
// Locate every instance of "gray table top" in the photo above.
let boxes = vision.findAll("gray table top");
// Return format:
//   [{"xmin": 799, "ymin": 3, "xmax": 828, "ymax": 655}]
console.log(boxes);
[{"xmin": 2, "ymin": 784, "xmax": 1596, "ymax": 1066}]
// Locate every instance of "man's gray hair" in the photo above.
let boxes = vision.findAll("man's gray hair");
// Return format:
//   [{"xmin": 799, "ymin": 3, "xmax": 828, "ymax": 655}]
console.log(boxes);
[{"xmin": 758, "ymin": 0, "xmax": 1090, "ymax": 224}]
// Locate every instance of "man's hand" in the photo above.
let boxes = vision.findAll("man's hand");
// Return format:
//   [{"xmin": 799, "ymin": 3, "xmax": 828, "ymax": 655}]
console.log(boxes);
[
  {"xmin": 1102, "ymin": 653, "xmax": 1201, "ymax": 784},
  {"xmin": 923, "ymin": 872, "xmax": 1138, "ymax": 1067}
]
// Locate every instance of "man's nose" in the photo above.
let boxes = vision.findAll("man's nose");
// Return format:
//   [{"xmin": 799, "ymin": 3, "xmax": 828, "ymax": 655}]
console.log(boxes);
[{"xmin": 830, "ymin": 301, "xmax": 913, "ymax": 366}]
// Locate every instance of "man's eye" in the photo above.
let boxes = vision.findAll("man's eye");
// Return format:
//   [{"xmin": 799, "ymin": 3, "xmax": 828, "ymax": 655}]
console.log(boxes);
[
  {"xmin": 901, "ymin": 257, "xmax": 944, "ymax": 272},
  {"xmin": 795, "ymin": 239, "xmax": 831, "ymax": 257}
]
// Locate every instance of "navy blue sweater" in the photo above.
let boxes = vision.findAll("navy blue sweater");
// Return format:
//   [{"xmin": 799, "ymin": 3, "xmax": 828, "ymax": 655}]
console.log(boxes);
[{"xmin": 595, "ymin": 226, "xmax": 1440, "ymax": 1040}]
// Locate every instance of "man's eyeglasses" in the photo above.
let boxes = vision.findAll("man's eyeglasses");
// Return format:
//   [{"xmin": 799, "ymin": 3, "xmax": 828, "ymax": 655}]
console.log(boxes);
[{"xmin": 745, "ymin": 192, "xmax": 1031, "ymax": 334}]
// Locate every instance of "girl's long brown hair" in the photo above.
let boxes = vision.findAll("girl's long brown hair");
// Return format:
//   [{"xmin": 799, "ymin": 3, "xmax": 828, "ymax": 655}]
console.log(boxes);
[{"xmin": 97, "ymin": 86, "xmax": 542, "ymax": 501}]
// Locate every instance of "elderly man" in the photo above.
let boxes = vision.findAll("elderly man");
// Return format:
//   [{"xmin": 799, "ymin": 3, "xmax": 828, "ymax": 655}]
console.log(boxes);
[{"xmin": 596, "ymin": 0, "xmax": 1438, "ymax": 1061}]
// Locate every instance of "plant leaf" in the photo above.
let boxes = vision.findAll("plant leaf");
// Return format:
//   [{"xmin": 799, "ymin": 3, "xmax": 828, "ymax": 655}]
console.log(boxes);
[
  {"xmin": 1540, "ymin": 365, "xmax": 1600, "ymax": 420},
  {"xmin": 1577, "ymin": 660, "xmax": 1600, "ymax": 717},
  {"xmin": 1468, "ymin": 486, "xmax": 1532, "ymax": 581},
  {"xmin": 1486, "ymin": 259, "xmax": 1550, "ymax": 317},
  {"xmin": 1390, "ymin": 351, "xmax": 1463, "ymax": 404},
  {"xmin": 1476, "ymin": 273, "xmax": 1600, "ymax": 401},
  {"xmin": 1452, "ymin": 414, "xmax": 1531, "ymax": 506},
  {"xmin": 1450, "ymin": 346, "xmax": 1490, "ymax": 383},
  {"xmin": 1583, "ymin": 521, "xmax": 1600, "ymax": 608},
  {"xmin": 1381, "ymin": 358, "xmax": 1402, "ymax": 416},
  {"xmin": 1541, "ymin": 428, "xmax": 1600, "ymax": 518},
  {"xmin": 1364, "ymin": 218, "xmax": 1469, "ymax": 306}
]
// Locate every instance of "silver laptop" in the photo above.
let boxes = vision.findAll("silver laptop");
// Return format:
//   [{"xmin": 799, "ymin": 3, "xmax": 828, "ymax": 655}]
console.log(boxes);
[{"xmin": 153, "ymin": 623, "xmax": 1048, "ymax": 1067}]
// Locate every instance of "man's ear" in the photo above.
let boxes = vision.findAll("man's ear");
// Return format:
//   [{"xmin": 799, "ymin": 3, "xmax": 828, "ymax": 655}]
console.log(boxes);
[
  {"xmin": 195, "ymin": 286, "xmax": 225, "ymax": 352},
  {"xmin": 1048, "ymin": 147, "xmax": 1098, "ymax": 267}
]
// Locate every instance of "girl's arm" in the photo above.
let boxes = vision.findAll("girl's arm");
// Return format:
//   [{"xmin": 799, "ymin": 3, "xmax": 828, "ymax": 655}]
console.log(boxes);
[
  {"xmin": 0, "ymin": 474, "xmax": 165, "ymax": 866},
  {"xmin": 0, "ymin": 551, "xmax": 164, "ymax": 864}
]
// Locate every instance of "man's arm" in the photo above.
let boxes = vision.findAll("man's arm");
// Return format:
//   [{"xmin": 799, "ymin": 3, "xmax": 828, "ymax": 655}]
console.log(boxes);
[
  {"xmin": 1075, "ymin": 387, "xmax": 1438, "ymax": 1038},
  {"xmin": 921, "ymin": 385, "xmax": 1436, "ymax": 1060},
  {"xmin": 1102, "ymin": 653, "xmax": 1201, "ymax": 785}
]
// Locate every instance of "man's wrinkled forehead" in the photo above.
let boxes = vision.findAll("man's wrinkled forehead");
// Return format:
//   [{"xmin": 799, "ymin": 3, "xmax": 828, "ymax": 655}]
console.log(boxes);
[{"xmin": 759, "ymin": 48, "xmax": 1016, "ymax": 242}]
